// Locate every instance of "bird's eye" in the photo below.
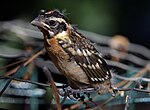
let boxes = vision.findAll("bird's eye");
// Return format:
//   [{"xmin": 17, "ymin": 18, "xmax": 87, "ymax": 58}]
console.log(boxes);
[{"xmin": 49, "ymin": 20, "xmax": 57, "ymax": 26}]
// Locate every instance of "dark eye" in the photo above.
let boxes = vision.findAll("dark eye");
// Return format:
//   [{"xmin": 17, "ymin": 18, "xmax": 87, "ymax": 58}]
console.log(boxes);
[{"xmin": 49, "ymin": 20, "xmax": 57, "ymax": 26}]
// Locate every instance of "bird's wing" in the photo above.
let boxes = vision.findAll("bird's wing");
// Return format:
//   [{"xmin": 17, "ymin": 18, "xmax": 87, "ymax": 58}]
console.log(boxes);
[{"xmin": 70, "ymin": 31, "xmax": 111, "ymax": 83}]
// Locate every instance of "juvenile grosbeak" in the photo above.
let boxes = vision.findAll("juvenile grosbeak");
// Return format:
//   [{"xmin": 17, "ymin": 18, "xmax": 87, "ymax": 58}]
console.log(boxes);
[{"xmin": 31, "ymin": 9, "xmax": 113, "ymax": 95}]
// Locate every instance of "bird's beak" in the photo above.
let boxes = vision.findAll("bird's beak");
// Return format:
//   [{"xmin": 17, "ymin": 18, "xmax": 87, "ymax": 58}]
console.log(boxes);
[{"xmin": 31, "ymin": 18, "xmax": 50, "ymax": 31}]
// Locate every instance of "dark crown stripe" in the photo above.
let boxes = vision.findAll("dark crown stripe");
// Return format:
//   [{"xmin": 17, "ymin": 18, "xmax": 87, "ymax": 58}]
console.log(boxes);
[{"xmin": 46, "ymin": 10, "xmax": 68, "ymax": 22}]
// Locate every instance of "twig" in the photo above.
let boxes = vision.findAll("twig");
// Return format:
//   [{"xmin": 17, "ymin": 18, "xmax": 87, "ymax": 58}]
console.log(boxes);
[
  {"xmin": 23, "ymin": 48, "xmax": 45, "ymax": 66},
  {"xmin": 3, "ymin": 65, "xmax": 20, "ymax": 77},
  {"xmin": 0, "ymin": 48, "xmax": 45, "ymax": 96},
  {"xmin": 63, "ymin": 102, "xmax": 82, "ymax": 110},
  {"xmin": 92, "ymin": 95, "xmax": 116, "ymax": 110},
  {"xmin": 0, "ymin": 59, "xmax": 26, "ymax": 71},
  {"xmin": 43, "ymin": 67, "xmax": 61, "ymax": 110},
  {"xmin": 23, "ymin": 62, "xmax": 34, "ymax": 80},
  {"xmin": 0, "ymin": 75, "xmax": 50, "ymax": 87}
]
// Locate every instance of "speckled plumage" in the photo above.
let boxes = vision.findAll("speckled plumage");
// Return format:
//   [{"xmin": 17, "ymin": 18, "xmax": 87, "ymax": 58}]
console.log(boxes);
[{"xmin": 31, "ymin": 9, "xmax": 113, "ymax": 94}]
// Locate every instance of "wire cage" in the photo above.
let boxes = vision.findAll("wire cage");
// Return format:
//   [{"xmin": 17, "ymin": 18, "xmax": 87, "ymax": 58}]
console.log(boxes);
[{"xmin": 0, "ymin": 20, "xmax": 150, "ymax": 110}]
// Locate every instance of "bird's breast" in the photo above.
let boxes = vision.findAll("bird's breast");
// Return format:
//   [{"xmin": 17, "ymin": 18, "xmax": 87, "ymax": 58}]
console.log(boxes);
[{"xmin": 44, "ymin": 37, "xmax": 89, "ymax": 85}]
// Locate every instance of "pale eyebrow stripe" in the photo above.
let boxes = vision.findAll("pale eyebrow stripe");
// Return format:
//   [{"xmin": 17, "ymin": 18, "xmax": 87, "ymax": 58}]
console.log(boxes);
[{"xmin": 49, "ymin": 17, "xmax": 67, "ymax": 24}]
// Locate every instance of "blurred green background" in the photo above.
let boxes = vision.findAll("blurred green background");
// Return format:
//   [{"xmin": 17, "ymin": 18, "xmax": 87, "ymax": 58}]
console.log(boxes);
[{"xmin": 1, "ymin": 0, "xmax": 150, "ymax": 48}]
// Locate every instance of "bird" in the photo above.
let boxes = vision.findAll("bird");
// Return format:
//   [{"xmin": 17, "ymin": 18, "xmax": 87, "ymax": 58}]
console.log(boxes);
[{"xmin": 31, "ymin": 9, "xmax": 113, "ymax": 95}]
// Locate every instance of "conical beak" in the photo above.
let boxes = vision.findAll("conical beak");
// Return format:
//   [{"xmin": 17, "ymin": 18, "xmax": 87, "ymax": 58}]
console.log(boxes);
[{"xmin": 31, "ymin": 18, "xmax": 50, "ymax": 30}]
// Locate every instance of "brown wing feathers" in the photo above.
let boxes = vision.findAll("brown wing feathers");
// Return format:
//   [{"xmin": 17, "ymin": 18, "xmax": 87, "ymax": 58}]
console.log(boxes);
[{"xmin": 70, "ymin": 30, "xmax": 111, "ymax": 82}]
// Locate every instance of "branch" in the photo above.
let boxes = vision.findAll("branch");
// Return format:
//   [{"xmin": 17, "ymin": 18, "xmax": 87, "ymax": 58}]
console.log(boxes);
[
  {"xmin": 0, "ymin": 59, "xmax": 26, "ymax": 71},
  {"xmin": 0, "ymin": 75, "xmax": 50, "ymax": 88},
  {"xmin": 23, "ymin": 48, "xmax": 45, "ymax": 66},
  {"xmin": 0, "ymin": 48, "xmax": 45, "ymax": 96},
  {"xmin": 43, "ymin": 67, "xmax": 61, "ymax": 110}
]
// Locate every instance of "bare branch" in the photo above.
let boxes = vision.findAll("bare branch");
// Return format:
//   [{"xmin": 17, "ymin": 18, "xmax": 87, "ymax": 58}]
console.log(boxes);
[
  {"xmin": 43, "ymin": 67, "xmax": 61, "ymax": 110},
  {"xmin": 0, "ymin": 75, "xmax": 50, "ymax": 88},
  {"xmin": 0, "ymin": 59, "xmax": 26, "ymax": 71},
  {"xmin": 23, "ymin": 48, "xmax": 45, "ymax": 66}
]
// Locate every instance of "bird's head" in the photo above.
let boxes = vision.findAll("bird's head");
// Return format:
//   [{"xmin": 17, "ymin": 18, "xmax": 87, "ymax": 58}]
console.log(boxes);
[{"xmin": 31, "ymin": 9, "xmax": 69, "ymax": 39}]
